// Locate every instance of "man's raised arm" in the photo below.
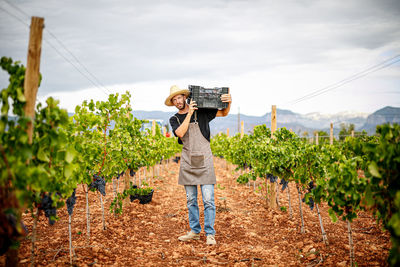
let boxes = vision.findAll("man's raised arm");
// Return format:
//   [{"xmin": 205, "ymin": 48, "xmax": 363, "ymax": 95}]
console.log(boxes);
[{"xmin": 216, "ymin": 91, "xmax": 232, "ymax": 117}]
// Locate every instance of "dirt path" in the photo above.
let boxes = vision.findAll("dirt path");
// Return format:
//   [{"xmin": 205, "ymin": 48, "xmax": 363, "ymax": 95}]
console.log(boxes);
[{"xmin": 3, "ymin": 157, "xmax": 390, "ymax": 266}]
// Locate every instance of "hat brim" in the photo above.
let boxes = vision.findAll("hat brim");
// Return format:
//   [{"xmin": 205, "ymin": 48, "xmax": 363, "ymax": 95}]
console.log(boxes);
[{"xmin": 165, "ymin": 89, "xmax": 190, "ymax": 106}]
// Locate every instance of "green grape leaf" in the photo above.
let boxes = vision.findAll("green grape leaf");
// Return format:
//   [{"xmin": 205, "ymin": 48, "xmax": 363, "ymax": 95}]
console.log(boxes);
[
  {"xmin": 37, "ymin": 147, "xmax": 49, "ymax": 162},
  {"xmin": 364, "ymin": 185, "xmax": 374, "ymax": 207},
  {"xmin": 368, "ymin": 162, "xmax": 381, "ymax": 178},
  {"xmin": 328, "ymin": 208, "xmax": 338, "ymax": 223},
  {"xmin": 65, "ymin": 147, "xmax": 76, "ymax": 164},
  {"xmin": 64, "ymin": 163, "xmax": 77, "ymax": 178},
  {"xmin": 17, "ymin": 87, "xmax": 26, "ymax": 102}
]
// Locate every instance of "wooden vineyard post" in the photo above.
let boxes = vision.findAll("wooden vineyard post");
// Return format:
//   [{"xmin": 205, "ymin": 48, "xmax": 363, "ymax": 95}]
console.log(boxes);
[
  {"xmin": 152, "ymin": 120, "xmax": 156, "ymax": 181},
  {"xmin": 315, "ymin": 132, "xmax": 319, "ymax": 145},
  {"xmin": 330, "ymin": 123, "xmax": 333, "ymax": 145},
  {"xmin": 162, "ymin": 127, "xmax": 166, "ymax": 171},
  {"xmin": 297, "ymin": 184, "xmax": 305, "ymax": 233},
  {"xmin": 347, "ymin": 220, "xmax": 355, "ymax": 266},
  {"xmin": 226, "ymin": 128, "xmax": 229, "ymax": 171},
  {"xmin": 100, "ymin": 194, "xmax": 106, "ymax": 230},
  {"xmin": 270, "ymin": 105, "xmax": 277, "ymax": 210},
  {"xmin": 152, "ymin": 119, "xmax": 156, "ymax": 136},
  {"xmin": 20, "ymin": 17, "xmax": 44, "ymax": 267},
  {"xmin": 316, "ymin": 204, "xmax": 329, "ymax": 245},
  {"xmin": 126, "ymin": 105, "xmax": 131, "ymax": 118},
  {"xmin": 271, "ymin": 105, "xmax": 277, "ymax": 133},
  {"xmin": 351, "ymin": 130, "xmax": 354, "ymax": 138},
  {"xmin": 24, "ymin": 16, "xmax": 44, "ymax": 144},
  {"xmin": 124, "ymin": 171, "xmax": 130, "ymax": 205},
  {"xmin": 239, "ymin": 121, "xmax": 244, "ymax": 180}
]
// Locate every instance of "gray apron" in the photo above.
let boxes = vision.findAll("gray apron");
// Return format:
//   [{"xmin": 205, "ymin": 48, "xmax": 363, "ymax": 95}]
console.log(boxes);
[{"xmin": 175, "ymin": 111, "xmax": 216, "ymax": 185}]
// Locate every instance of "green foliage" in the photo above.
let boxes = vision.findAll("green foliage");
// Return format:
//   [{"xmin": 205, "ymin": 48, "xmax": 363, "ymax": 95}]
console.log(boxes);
[
  {"xmin": 339, "ymin": 123, "xmax": 355, "ymax": 140},
  {"xmin": 314, "ymin": 130, "xmax": 330, "ymax": 145},
  {"xmin": 211, "ymin": 121, "xmax": 400, "ymax": 266},
  {"xmin": 1, "ymin": 57, "xmax": 182, "ymax": 255},
  {"xmin": 109, "ymin": 185, "xmax": 153, "ymax": 214},
  {"xmin": 0, "ymin": 57, "xmax": 77, "ymax": 245},
  {"xmin": 236, "ymin": 172, "xmax": 256, "ymax": 184},
  {"xmin": 362, "ymin": 123, "xmax": 400, "ymax": 265},
  {"xmin": 338, "ymin": 123, "xmax": 367, "ymax": 141},
  {"xmin": 71, "ymin": 91, "xmax": 180, "ymax": 213}
]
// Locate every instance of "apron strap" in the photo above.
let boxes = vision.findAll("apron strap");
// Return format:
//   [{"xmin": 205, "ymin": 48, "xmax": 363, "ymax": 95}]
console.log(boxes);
[
  {"xmin": 194, "ymin": 110, "xmax": 197, "ymax": 123},
  {"xmin": 174, "ymin": 111, "xmax": 197, "ymax": 125},
  {"xmin": 174, "ymin": 115, "xmax": 181, "ymax": 125}
]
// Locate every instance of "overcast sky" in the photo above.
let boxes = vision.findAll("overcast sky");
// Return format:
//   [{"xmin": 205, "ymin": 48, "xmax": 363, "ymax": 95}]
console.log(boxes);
[{"xmin": 1, "ymin": 0, "xmax": 399, "ymax": 116}]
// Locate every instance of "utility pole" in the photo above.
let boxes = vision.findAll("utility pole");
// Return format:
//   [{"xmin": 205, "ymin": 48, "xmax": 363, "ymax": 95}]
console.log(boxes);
[{"xmin": 237, "ymin": 107, "xmax": 240, "ymax": 134}]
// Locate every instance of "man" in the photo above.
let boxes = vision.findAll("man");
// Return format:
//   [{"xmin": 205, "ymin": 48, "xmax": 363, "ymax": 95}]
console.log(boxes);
[{"xmin": 165, "ymin": 85, "xmax": 232, "ymax": 245}]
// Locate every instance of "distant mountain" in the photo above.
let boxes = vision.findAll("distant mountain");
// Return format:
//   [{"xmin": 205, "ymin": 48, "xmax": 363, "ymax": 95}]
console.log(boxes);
[
  {"xmin": 130, "ymin": 110, "xmax": 176, "ymax": 131},
  {"xmin": 360, "ymin": 106, "xmax": 400, "ymax": 134},
  {"xmin": 130, "ymin": 108, "xmax": 372, "ymax": 136},
  {"xmin": 302, "ymin": 111, "xmax": 368, "ymax": 129},
  {"xmin": 74, "ymin": 106, "xmax": 399, "ymax": 136}
]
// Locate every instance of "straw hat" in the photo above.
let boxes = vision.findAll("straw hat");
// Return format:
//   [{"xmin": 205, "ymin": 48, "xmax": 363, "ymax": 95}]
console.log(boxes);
[{"xmin": 165, "ymin": 85, "xmax": 190, "ymax": 106}]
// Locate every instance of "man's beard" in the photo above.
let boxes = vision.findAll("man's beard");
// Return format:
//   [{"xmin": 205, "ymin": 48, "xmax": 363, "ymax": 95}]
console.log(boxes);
[{"xmin": 178, "ymin": 102, "xmax": 186, "ymax": 110}]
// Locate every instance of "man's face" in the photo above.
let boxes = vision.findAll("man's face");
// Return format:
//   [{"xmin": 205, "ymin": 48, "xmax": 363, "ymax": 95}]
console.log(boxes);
[{"xmin": 172, "ymin": 94, "xmax": 186, "ymax": 110}]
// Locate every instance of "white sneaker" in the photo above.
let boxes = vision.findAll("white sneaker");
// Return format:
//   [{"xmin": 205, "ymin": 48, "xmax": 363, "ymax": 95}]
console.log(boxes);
[
  {"xmin": 178, "ymin": 231, "xmax": 200, "ymax": 241},
  {"xmin": 206, "ymin": 235, "xmax": 216, "ymax": 245}
]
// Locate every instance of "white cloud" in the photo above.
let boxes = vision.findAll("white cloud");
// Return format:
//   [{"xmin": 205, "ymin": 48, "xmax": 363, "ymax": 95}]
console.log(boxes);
[{"xmin": 1, "ymin": 0, "xmax": 400, "ymax": 116}]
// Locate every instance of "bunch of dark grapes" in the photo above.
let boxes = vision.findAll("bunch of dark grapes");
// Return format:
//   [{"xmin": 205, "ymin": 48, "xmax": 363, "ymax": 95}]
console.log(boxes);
[
  {"xmin": 89, "ymin": 175, "xmax": 106, "ymax": 196},
  {"xmin": 242, "ymin": 163, "xmax": 252, "ymax": 170},
  {"xmin": 130, "ymin": 169, "xmax": 136, "ymax": 177},
  {"xmin": 39, "ymin": 194, "xmax": 57, "ymax": 225},
  {"xmin": 266, "ymin": 173, "xmax": 278, "ymax": 183},
  {"xmin": 279, "ymin": 178, "xmax": 288, "ymax": 191},
  {"xmin": 302, "ymin": 181, "xmax": 316, "ymax": 210},
  {"xmin": 308, "ymin": 181, "xmax": 315, "ymax": 190},
  {"xmin": 302, "ymin": 196, "xmax": 315, "ymax": 210},
  {"xmin": 173, "ymin": 156, "xmax": 180, "ymax": 163},
  {"xmin": 66, "ymin": 189, "xmax": 76, "ymax": 216}
]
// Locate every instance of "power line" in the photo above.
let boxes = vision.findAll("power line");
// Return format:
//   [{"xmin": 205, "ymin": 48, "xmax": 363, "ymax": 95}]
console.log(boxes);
[
  {"xmin": 44, "ymin": 29, "xmax": 113, "ymax": 94},
  {"xmin": 3, "ymin": 0, "xmax": 29, "ymax": 17},
  {"xmin": 0, "ymin": 1, "xmax": 112, "ymax": 96},
  {"xmin": 285, "ymin": 54, "xmax": 400, "ymax": 106},
  {"xmin": 289, "ymin": 54, "xmax": 400, "ymax": 105},
  {"xmin": 287, "ymin": 55, "xmax": 400, "ymax": 105},
  {"xmin": 297, "ymin": 57, "xmax": 400, "ymax": 104},
  {"xmin": 0, "ymin": 5, "xmax": 28, "ymax": 27},
  {"xmin": 43, "ymin": 39, "xmax": 111, "ymax": 96}
]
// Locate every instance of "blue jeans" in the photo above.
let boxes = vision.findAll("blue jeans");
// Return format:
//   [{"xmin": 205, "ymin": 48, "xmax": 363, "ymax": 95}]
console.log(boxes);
[{"xmin": 184, "ymin": 184, "xmax": 216, "ymax": 236}]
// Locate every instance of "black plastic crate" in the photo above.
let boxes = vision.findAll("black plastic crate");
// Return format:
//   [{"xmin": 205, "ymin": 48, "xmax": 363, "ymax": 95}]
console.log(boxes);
[{"xmin": 187, "ymin": 85, "xmax": 229, "ymax": 109}]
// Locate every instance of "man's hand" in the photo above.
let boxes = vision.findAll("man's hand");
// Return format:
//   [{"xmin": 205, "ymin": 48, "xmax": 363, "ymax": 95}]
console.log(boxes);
[
  {"xmin": 216, "ymin": 89, "xmax": 232, "ymax": 117},
  {"xmin": 220, "ymin": 93, "xmax": 232, "ymax": 104},
  {"xmin": 188, "ymin": 99, "xmax": 198, "ymax": 116}
]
